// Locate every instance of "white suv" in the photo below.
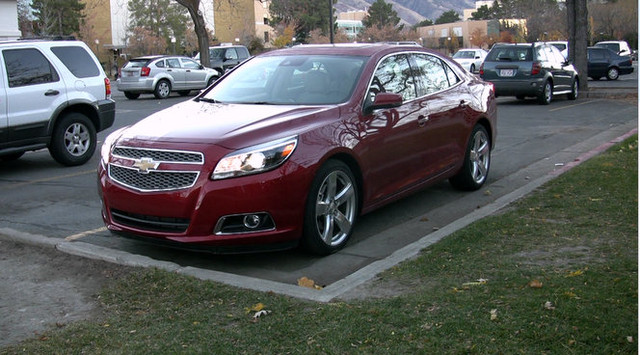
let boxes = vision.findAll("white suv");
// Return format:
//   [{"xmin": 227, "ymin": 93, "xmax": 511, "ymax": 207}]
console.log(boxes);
[
  {"xmin": 0, "ymin": 39, "xmax": 115, "ymax": 166},
  {"xmin": 595, "ymin": 40, "xmax": 632, "ymax": 57}
]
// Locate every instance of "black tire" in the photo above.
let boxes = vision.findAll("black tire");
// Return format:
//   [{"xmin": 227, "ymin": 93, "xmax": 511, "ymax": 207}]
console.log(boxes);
[
  {"xmin": 301, "ymin": 160, "xmax": 359, "ymax": 255},
  {"xmin": 450, "ymin": 124, "xmax": 491, "ymax": 191},
  {"xmin": 537, "ymin": 80, "xmax": 552, "ymax": 105},
  {"xmin": 591, "ymin": 76, "xmax": 601, "ymax": 81},
  {"xmin": 470, "ymin": 64, "xmax": 476, "ymax": 73},
  {"xmin": 567, "ymin": 78, "xmax": 579, "ymax": 100},
  {"xmin": 606, "ymin": 67, "xmax": 619, "ymax": 80},
  {"xmin": 154, "ymin": 79, "xmax": 171, "ymax": 99},
  {"xmin": 177, "ymin": 90, "xmax": 191, "ymax": 96},
  {"xmin": 124, "ymin": 92, "xmax": 140, "ymax": 100},
  {"xmin": 48, "ymin": 112, "xmax": 96, "ymax": 166}
]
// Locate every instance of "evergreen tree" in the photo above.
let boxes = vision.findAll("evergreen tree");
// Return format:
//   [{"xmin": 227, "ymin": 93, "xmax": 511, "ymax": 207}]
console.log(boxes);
[
  {"xmin": 32, "ymin": 0, "xmax": 85, "ymax": 37},
  {"xmin": 127, "ymin": 0, "xmax": 190, "ymax": 49},
  {"xmin": 435, "ymin": 10, "xmax": 461, "ymax": 25},
  {"xmin": 362, "ymin": 0, "xmax": 401, "ymax": 30},
  {"xmin": 269, "ymin": 0, "xmax": 336, "ymax": 43},
  {"xmin": 470, "ymin": 5, "xmax": 495, "ymax": 20}
]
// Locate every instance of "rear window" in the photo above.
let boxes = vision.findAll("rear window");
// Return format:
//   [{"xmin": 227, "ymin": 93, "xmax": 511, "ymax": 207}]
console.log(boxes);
[
  {"xmin": 125, "ymin": 59, "xmax": 149, "ymax": 68},
  {"xmin": 51, "ymin": 46, "xmax": 100, "ymax": 78},
  {"xmin": 596, "ymin": 43, "xmax": 620, "ymax": 52},
  {"xmin": 487, "ymin": 46, "xmax": 532, "ymax": 62}
]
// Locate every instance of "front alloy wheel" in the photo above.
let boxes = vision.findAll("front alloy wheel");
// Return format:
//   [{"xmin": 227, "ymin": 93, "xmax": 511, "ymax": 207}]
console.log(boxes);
[
  {"xmin": 48, "ymin": 113, "xmax": 96, "ymax": 166},
  {"xmin": 302, "ymin": 160, "xmax": 358, "ymax": 255}
]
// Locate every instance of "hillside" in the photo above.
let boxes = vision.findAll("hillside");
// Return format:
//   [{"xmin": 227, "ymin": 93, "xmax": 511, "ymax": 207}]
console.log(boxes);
[{"xmin": 335, "ymin": 0, "xmax": 476, "ymax": 25}]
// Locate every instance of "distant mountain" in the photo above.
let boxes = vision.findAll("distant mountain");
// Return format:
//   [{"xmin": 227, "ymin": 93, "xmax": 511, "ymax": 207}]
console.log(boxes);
[{"xmin": 335, "ymin": 0, "xmax": 476, "ymax": 25}]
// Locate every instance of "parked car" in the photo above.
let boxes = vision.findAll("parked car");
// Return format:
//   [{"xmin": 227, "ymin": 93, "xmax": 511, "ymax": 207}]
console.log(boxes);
[
  {"xmin": 117, "ymin": 55, "xmax": 220, "ymax": 99},
  {"xmin": 0, "ymin": 39, "xmax": 115, "ymax": 165},
  {"xmin": 594, "ymin": 40, "xmax": 632, "ymax": 57},
  {"xmin": 480, "ymin": 42, "xmax": 579, "ymax": 104},
  {"xmin": 452, "ymin": 48, "xmax": 487, "ymax": 73},
  {"xmin": 98, "ymin": 43, "xmax": 497, "ymax": 255},
  {"xmin": 546, "ymin": 40, "xmax": 568, "ymax": 59},
  {"xmin": 587, "ymin": 46, "xmax": 634, "ymax": 80},
  {"xmin": 193, "ymin": 44, "xmax": 250, "ymax": 74}
]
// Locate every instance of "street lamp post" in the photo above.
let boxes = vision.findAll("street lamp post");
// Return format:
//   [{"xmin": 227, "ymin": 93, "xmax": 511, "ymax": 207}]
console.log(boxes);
[
  {"xmin": 171, "ymin": 37, "xmax": 176, "ymax": 54},
  {"xmin": 328, "ymin": 0, "xmax": 334, "ymax": 44},
  {"xmin": 94, "ymin": 39, "xmax": 99, "ymax": 57}
]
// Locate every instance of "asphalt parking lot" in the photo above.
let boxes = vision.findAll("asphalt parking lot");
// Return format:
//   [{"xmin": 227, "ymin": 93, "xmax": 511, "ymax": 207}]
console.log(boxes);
[{"xmin": 0, "ymin": 70, "xmax": 637, "ymax": 345}]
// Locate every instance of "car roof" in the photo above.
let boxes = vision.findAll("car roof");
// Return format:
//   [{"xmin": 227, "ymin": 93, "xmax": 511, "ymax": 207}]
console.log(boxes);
[
  {"xmin": 131, "ymin": 55, "xmax": 191, "ymax": 61},
  {"xmin": 258, "ymin": 43, "xmax": 436, "ymax": 57}
]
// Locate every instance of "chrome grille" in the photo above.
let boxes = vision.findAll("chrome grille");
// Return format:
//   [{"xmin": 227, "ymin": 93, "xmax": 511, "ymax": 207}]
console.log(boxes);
[
  {"xmin": 109, "ymin": 165, "xmax": 199, "ymax": 192},
  {"xmin": 113, "ymin": 147, "xmax": 204, "ymax": 163}
]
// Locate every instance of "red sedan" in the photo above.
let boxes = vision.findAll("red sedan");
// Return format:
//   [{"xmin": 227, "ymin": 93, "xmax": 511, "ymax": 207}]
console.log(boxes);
[{"xmin": 98, "ymin": 43, "xmax": 497, "ymax": 255}]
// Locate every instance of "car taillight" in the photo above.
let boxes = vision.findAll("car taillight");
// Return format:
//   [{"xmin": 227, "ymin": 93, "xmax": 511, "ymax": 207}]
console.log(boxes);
[
  {"xmin": 140, "ymin": 67, "xmax": 151, "ymax": 76},
  {"xmin": 104, "ymin": 77, "xmax": 111, "ymax": 98},
  {"xmin": 479, "ymin": 63, "xmax": 484, "ymax": 76},
  {"xmin": 531, "ymin": 62, "xmax": 542, "ymax": 75}
]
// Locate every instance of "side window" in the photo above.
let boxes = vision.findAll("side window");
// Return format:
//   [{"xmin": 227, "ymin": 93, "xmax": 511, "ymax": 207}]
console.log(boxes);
[
  {"xmin": 3, "ymin": 48, "xmax": 59, "ymax": 87},
  {"xmin": 412, "ymin": 54, "xmax": 450, "ymax": 96},
  {"xmin": 155, "ymin": 60, "xmax": 165, "ymax": 68},
  {"xmin": 181, "ymin": 58, "xmax": 200, "ymax": 69},
  {"xmin": 167, "ymin": 58, "xmax": 180, "ymax": 68},
  {"xmin": 50, "ymin": 46, "xmax": 100, "ymax": 78},
  {"xmin": 535, "ymin": 46, "xmax": 548, "ymax": 62},
  {"xmin": 370, "ymin": 54, "xmax": 416, "ymax": 101}
]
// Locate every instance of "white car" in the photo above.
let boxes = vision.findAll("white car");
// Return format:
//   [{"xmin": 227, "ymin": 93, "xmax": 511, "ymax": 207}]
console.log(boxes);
[
  {"xmin": 118, "ymin": 55, "xmax": 220, "ymax": 99},
  {"xmin": 547, "ymin": 41, "xmax": 569, "ymax": 59},
  {"xmin": 595, "ymin": 40, "xmax": 632, "ymax": 57},
  {"xmin": 0, "ymin": 39, "xmax": 115, "ymax": 165},
  {"xmin": 452, "ymin": 48, "xmax": 487, "ymax": 73}
]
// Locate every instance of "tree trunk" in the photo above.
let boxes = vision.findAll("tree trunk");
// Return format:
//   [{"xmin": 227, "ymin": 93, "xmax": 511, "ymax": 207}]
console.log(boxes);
[
  {"xmin": 175, "ymin": 0, "xmax": 210, "ymax": 68},
  {"xmin": 567, "ymin": 0, "xmax": 589, "ymax": 93}
]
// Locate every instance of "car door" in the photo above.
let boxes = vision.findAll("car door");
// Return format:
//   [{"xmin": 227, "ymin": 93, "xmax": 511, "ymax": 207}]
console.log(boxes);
[
  {"xmin": 180, "ymin": 58, "xmax": 207, "ymax": 89},
  {"xmin": 223, "ymin": 48, "xmax": 240, "ymax": 71},
  {"xmin": 2, "ymin": 47, "xmax": 67, "ymax": 143},
  {"xmin": 358, "ymin": 53, "xmax": 429, "ymax": 203},
  {"xmin": 411, "ymin": 53, "xmax": 470, "ymax": 175},
  {"xmin": 588, "ymin": 48, "xmax": 609, "ymax": 78},
  {"xmin": 545, "ymin": 46, "xmax": 572, "ymax": 91},
  {"xmin": 165, "ymin": 58, "xmax": 185, "ymax": 89}
]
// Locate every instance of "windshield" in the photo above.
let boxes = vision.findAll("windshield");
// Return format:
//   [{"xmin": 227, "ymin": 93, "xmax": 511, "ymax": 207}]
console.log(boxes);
[
  {"xmin": 453, "ymin": 51, "xmax": 475, "ymax": 59},
  {"xmin": 201, "ymin": 54, "xmax": 367, "ymax": 105}
]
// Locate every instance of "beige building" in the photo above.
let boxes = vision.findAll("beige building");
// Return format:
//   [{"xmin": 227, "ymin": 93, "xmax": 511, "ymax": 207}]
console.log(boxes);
[
  {"xmin": 417, "ymin": 20, "xmax": 500, "ymax": 52},
  {"xmin": 214, "ymin": 0, "xmax": 276, "ymax": 47}
]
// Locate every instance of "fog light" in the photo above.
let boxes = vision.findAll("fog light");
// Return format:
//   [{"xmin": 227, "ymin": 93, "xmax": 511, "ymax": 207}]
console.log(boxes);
[{"xmin": 243, "ymin": 214, "xmax": 261, "ymax": 229}]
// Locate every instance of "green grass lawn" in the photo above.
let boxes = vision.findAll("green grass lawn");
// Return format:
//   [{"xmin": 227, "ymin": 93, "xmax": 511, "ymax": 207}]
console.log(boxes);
[{"xmin": 3, "ymin": 136, "xmax": 637, "ymax": 354}]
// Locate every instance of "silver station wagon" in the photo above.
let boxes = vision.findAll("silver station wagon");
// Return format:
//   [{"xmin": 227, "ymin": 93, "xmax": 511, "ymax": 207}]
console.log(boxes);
[{"xmin": 117, "ymin": 55, "xmax": 220, "ymax": 99}]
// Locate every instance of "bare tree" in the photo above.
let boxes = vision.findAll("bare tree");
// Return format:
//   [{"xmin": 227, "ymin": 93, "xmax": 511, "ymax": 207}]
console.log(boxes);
[
  {"xmin": 174, "ymin": 0, "xmax": 210, "ymax": 67},
  {"xmin": 567, "ymin": 0, "xmax": 588, "ymax": 93}
]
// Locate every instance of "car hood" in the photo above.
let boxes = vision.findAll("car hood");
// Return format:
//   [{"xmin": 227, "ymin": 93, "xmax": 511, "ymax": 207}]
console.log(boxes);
[{"xmin": 116, "ymin": 100, "xmax": 332, "ymax": 148}]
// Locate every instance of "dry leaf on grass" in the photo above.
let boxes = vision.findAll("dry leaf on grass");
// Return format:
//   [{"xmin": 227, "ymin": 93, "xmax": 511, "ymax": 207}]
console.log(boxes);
[{"xmin": 297, "ymin": 276, "xmax": 323, "ymax": 290}]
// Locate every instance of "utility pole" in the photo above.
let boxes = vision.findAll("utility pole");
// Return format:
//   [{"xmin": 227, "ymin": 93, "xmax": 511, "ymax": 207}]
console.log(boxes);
[{"xmin": 329, "ymin": 0, "xmax": 334, "ymax": 44}]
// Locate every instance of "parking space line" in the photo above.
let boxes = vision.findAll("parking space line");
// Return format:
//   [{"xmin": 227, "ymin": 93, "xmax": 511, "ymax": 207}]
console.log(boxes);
[
  {"xmin": 65, "ymin": 227, "xmax": 108, "ymax": 241},
  {"xmin": 0, "ymin": 169, "xmax": 95, "ymax": 190},
  {"xmin": 550, "ymin": 99, "xmax": 600, "ymax": 112}
]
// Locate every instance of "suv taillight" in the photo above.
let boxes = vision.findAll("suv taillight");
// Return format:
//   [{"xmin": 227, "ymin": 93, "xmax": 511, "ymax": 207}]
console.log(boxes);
[
  {"xmin": 140, "ymin": 67, "xmax": 151, "ymax": 77},
  {"xmin": 531, "ymin": 62, "xmax": 542, "ymax": 75},
  {"xmin": 104, "ymin": 77, "xmax": 111, "ymax": 98},
  {"xmin": 479, "ymin": 63, "xmax": 484, "ymax": 76}
]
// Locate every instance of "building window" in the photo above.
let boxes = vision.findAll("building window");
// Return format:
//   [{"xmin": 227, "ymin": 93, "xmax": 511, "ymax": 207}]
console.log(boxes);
[
  {"xmin": 264, "ymin": 31, "xmax": 269, "ymax": 43},
  {"xmin": 264, "ymin": 16, "xmax": 269, "ymax": 25}
]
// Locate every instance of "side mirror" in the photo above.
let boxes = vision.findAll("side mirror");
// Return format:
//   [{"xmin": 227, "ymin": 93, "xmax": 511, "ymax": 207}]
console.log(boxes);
[{"xmin": 364, "ymin": 92, "xmax": 403, "ymax": 114}]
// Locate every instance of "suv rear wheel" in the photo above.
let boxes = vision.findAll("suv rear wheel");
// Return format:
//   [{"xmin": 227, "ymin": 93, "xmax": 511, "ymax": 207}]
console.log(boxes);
[
  {"xmin": 537, "ymin": 80, "xmax": 552, "ymax": 105},
  {"xmin": 49, "ymin": 112, "xmax": 96, "ymax": 166},
  {"xmin": 124, "ymin": 92, "xmax": 140, "ymax": 100}
]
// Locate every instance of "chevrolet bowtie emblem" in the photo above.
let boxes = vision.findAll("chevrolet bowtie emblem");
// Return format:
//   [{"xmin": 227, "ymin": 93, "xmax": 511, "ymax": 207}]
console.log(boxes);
[{"xmin": 132, "ymin": 157, "xmax": 160, "ymax": 174}]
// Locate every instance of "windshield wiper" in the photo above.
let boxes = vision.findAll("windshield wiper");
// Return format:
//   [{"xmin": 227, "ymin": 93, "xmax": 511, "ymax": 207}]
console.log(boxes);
[{"xmin": 197, "ymin": 97, "xmax": 222, "ymax": 103}]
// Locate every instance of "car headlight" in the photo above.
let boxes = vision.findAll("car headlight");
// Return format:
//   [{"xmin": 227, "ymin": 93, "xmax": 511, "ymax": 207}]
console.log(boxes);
[
  {"xmin": 100, "ymin": 127, "xmax": 127, "ymax": 168},
  {"xmin": 212, "ymin": 136, "xmax": 297, "ymax": 180}
]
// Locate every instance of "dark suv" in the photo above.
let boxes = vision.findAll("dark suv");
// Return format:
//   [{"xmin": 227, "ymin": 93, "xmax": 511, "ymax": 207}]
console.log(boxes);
[
  {"xmin": 480, "ymin": 42, "xmax": 579, "ymax": 104},
  {"xmin": 194, "ymin": 45, "xmax": 250, "ymax": 74}
]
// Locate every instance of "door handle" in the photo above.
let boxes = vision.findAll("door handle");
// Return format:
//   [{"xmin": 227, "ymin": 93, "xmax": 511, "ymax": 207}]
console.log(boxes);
[
  {"xmin": 44, "ymin": 89, "xmax": 59, "ymax": 96},
  {"xmin": 186, "ymin": 70, "xmax": 191, "ymax": 72},
  {"xmin": 417, "ymin": 115, "xmax": 429, "ymax": 127}
]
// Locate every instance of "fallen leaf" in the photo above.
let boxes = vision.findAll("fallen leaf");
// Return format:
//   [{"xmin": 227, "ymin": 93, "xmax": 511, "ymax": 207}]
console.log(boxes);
[
  {"xmin": 490, "ymin": 309, "xmax": 498, "ymax": 321},
  {"xmin": 544, "ymin": 301, "xmax": 555, "ymax": 310},
  {"xmin": 463, "ymin": 279, "xmax": 488, "ymax": 287},
  {"xmin": 627, "ymin": 336, "xmax": 634, "ymax": 343},
  {"xmin": 566, "ymin": 269, "xmax": 584, "ymax": 277},
  {"xmin": 297, "ymin": 276, "xmax": 323, "ymax": 290},
  {"xmin": 244, "ymin": 302, "xmax": 265, "ymax": 314},
  {"xmin": 528, "ymin": 279, "xmax": 543, "ymax": 288}
]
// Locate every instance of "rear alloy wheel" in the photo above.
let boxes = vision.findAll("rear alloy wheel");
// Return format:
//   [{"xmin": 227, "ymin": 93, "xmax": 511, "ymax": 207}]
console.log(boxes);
[
  {"xmin": 48, "ymin": 112, "xmax": 96, "ymax": 166},
  {"xmin": 177, "ymin": 90, "xmax": 191, "ymax": 96},
  {"xmin": 606, "ymin": 67, "xmax": 619, "ymax": 80},
  {"xmin": 568, "ymin": 79, "xmax": 579, "ymax": 100},
  {"xmin": 302, "ymin": 160, "xmax": 358, "ymax": 255},
  {"xmin": 537, "ymin": 80, "xmax": 552, "ymax": 105},
  {"xmin": 124, "ymin": 92, "xmax": 140, "ymax": 100},
  {"xmin": 207, "ymin": 76, "xmax": 218, "ymax": 87},
  {"xmin": 450, "ymin": 125, "xmax": 491, "ymax": 191},
  {"xmin": 154, "ymin": 79, "xmax": 171, "ymax": 99}
]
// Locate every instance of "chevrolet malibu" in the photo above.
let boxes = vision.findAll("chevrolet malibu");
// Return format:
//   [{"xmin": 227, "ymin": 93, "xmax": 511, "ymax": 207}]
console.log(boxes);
[{"xmin": 98, "ymin": 43, "xmax": 497, "ymax": 255}]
